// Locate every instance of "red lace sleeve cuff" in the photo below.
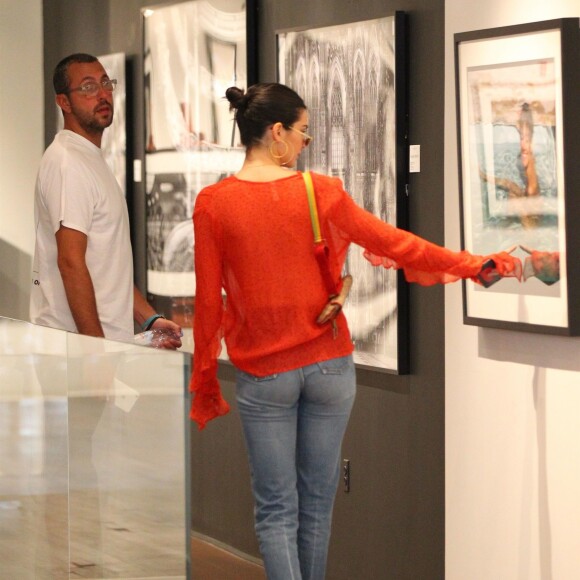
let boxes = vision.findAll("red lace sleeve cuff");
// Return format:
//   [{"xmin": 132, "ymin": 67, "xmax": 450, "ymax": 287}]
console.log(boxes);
[{"xmin": 189, "ymin": 384, "xmax": 230, "ymax": 430}]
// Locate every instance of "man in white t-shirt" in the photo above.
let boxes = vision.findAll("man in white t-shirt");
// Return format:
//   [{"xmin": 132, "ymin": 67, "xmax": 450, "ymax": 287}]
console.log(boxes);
[{"xmin": 30, "ymin": 53, "xmax": 181, "ymax": 346}]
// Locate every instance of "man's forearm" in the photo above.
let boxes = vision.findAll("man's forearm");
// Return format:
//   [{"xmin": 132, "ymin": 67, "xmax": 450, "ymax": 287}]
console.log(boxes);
[
  {"xmin": 133, "ymin": 286, "xmax": 157, "ymax": 329},
  {"xmin": 59, "ymin": 262, "xmax": 105, "ymax": 337}
]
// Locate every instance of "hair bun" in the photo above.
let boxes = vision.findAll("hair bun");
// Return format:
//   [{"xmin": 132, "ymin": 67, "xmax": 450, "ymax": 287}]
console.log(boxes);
[{"xmin": 225, "ymin": 86, "xmax": 245, "ymax": 110}]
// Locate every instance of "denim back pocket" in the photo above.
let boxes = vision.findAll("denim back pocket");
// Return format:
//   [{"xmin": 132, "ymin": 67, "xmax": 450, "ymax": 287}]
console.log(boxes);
[
  {"xmin": 316, "ymin": 355, "xmax": 351, "ymax": 375},
  {"xmin": 237, "ymin": 370, "xmax": 279, "ymax": 383}
]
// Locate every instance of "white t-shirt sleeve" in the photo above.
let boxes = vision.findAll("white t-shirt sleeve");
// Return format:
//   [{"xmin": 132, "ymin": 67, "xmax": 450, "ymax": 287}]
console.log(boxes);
[{"xmin": 41, "ymin": 149, "xmax": 95, "ymax": 235}]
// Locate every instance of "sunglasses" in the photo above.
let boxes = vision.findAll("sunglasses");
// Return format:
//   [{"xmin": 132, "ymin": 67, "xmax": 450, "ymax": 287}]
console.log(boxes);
[{"xmin": 287, "ymin": 125, "xmax": 313, "ymax": 146}]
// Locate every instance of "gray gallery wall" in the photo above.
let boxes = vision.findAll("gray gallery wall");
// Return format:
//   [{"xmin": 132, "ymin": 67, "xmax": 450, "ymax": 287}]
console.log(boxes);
[
  {"xmin": 259, "ymin": 1, "xmax": 445, "ymax": 578},
  {"xmin": 0, "ymin": 241, "xmax": 32, "ymax": 321},
  {"xmin": 43, "ymin": 0, "xmax": 445, "ymax": 577},
  {"xmin": 0, "ymin": 0, "xmax": 43, "ymax": 323}
]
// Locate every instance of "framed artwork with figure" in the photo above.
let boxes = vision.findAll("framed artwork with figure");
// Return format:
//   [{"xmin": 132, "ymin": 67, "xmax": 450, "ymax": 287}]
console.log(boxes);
[
  {"xmin": 455, "ymin": 18, "xmax": 580, "ymax": 335},
  {"xmin": 277, "ymin": 12, "xmax": 409, "ymax": 373}
]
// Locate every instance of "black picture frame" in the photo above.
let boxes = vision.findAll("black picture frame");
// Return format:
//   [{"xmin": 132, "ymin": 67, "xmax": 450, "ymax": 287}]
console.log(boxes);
[
  {"xmin": 277, "ymin": 12, "xmax": 409, "ymax": 373},
  {"xmin": 141, "ymin": 0, "xmax": 257, "ymax": 352},
  {"xmin": 455, "ymin": 18, "xmax": 580, "ymax": 335}
]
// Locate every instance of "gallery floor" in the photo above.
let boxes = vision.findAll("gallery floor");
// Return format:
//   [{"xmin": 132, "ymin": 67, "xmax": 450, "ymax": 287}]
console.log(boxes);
[
  {"xmin": 0, "ymin": 396, "xmax": 265, "ymax": 580},
  {"xmin": 191, "ymin": 535, "xmax": 264, "ymax": 580}
]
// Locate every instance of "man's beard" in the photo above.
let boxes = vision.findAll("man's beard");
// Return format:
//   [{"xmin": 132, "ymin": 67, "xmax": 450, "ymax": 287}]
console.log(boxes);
[{"xmin": 72, "ymin": 100, "xmax": 114, "ymax": 135}]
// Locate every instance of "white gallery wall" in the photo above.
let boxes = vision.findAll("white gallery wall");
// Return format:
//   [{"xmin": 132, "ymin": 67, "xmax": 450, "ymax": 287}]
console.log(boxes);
[
  {"xmin": 0, "ymin": 0, "xmax": 43, "ymax": 320},
  {"xmin": 445, "ymin": 1, "xmax": 580, "ymax": 579}
]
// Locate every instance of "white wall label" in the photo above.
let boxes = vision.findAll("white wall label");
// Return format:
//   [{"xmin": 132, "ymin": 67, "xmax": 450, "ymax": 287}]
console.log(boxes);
[
  {"xmin": 409, "ymin": 145, "xmax": 420, "ymax": 173},
  {"xmin": 133, "ymin": 159, "xmax": 142, "ymax": 183}
]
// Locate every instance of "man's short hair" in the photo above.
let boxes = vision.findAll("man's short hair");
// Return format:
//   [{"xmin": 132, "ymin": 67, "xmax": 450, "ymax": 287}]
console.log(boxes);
[{"xmin": 53, "ymin": 53, "xmax": 98, "ymax": 94}]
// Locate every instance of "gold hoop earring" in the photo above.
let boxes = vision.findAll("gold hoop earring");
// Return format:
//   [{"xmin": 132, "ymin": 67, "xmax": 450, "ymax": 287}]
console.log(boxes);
[
  {"xmin": 269, "ymin": 140, "xmax": 289, "ymax": 160},
  {"xmin": 280, "ymin": 141, "xmax": 296, "ymax": 166}
]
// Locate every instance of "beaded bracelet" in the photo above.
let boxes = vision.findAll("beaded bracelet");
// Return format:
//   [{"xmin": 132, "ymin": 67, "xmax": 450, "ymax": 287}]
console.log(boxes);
[{"xmin": 142, "ymin": 313, "xmax": 165, "ymax": 331}]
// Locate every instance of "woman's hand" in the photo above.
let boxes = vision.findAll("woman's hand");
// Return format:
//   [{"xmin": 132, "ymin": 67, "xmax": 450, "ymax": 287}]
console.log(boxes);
[{"xmin": 316, "ymin": 275, "xmax": 353, "ymax": 325}]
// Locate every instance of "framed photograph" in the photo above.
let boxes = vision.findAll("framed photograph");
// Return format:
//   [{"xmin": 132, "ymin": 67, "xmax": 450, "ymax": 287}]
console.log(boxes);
[
  {"xmin": 455, "ymin": 18, "xmax": 580, "ymax": 335},
  {"xmin": 142, "ymin": 0, "xmax": 257, "ymax": 351},
  {"xmin": 277, "ymin": 13, "xmax": 409, "ymax": 373}
]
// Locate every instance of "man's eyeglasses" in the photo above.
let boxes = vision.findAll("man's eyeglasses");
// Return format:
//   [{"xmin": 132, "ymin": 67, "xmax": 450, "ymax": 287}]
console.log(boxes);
[
  {"xmin": 68, "ymin": 79, "xmax": 118, "ymax": 98},
  {"xmin": 288, "ymin": 126, "xmax": 313, "ymax": 146}
]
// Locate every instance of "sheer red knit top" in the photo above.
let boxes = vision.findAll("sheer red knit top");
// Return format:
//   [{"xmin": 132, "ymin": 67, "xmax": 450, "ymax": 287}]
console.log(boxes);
[{"xmin": 189, "ymin": 171, "xmax": 520, "ymax": 429}]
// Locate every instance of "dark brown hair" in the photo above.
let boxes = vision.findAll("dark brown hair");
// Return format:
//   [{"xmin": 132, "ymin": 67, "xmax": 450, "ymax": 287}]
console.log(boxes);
[
  {"xmin": 226, "ymin": 83, "xmax": 307, "ymax": 147},
  {"xmin": 53, "ymin": 53, "xmax": 98, "ymax": 94}
]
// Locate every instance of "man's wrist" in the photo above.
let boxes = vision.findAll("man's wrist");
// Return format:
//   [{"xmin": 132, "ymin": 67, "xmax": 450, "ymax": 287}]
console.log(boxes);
[{"xmin": 141, "ymin": 313, "xmax": 165, "ymax": 331}]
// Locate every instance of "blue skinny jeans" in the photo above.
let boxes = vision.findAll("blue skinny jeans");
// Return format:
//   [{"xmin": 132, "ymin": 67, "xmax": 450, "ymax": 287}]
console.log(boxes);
[{"xmin": 236, "ymin": 354, "xmax": 356, "ymax": 580}]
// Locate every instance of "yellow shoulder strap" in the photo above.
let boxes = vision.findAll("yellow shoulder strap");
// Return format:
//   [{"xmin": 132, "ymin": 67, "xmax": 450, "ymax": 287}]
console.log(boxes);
[{"xmin": 302, "ymin": 171, "xmax": 323, "ymax": 243}]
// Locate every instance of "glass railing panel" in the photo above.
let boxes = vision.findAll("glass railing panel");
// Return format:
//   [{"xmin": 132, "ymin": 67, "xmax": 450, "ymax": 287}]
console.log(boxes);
[
  {"xmin": 66, "ymin": 333, "xmax": 189, "ymax": 580},
  {"xmin": 0, "ymin": 317, "xmax": 190, "ymax": 580},
  {"xmin": 0, "ymin": 318, "xmax": 69, "ymax": 579}
]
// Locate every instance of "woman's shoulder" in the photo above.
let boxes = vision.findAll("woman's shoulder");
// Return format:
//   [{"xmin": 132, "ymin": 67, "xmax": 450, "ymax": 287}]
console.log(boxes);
[
  {"xmin": 307, "ymin": 171, "xmax": 345, "ymax": 191},
  {"xmin": 197, "ymin": 175, "xmax": 239, "ymax": 199},
  {"xmin": 194, "ymin": 176, "xmax": 234, "ymax": 213},
  {"xmin": 306, "ymin": 172, "xmax": 348, "ymax": 206}
]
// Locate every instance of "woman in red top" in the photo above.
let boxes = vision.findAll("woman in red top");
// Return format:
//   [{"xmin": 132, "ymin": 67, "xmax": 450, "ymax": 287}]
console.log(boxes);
[{"xmin": 190, "ymin": 83, "xmax": 520, "ymax": 579}]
